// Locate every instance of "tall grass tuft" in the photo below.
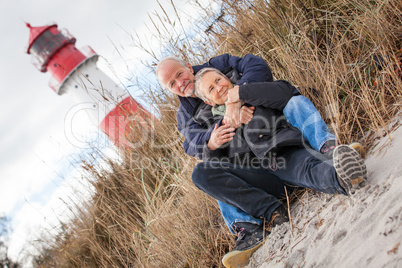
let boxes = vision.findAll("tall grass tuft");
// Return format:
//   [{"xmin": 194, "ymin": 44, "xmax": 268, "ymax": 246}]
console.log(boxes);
[
  {"xmin": 201, "ymin": 0, "xmax": 401, "ymax": 147},
  {"xmin": 32, "ymin": 91, "xmax": 232, "ymax": 267},
  {"xmin": 31, "ymin": 0, "xmax": 401, "ymax": 267}
]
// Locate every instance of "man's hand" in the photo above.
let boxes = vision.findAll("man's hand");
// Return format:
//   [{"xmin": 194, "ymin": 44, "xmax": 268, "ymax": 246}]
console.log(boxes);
[
  {"xmin": 208, "ymin": 124, "xmax": 236, "ymax": 150},
  {"xmin": 240, "ymin": 106, "xmax": 255, "ymax": 125},
  {"xmin": 223, "ymin": 85, "xmax": 243, "ymax": 128},
  {"xmin": 223, "ymin": 101, "xmax": 242, "ymax": 128},
  {"xmin": 226, "ymin": 85, "xmax": 240, "ymax": 104}
]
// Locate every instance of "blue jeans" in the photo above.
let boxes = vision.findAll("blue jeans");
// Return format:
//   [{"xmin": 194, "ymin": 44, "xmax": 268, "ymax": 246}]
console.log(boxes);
[
  {"xmin": 284, "ymin": 95, "xmax": 337, "ymax": 151},
  {"xmin": 218, "ymin": 201, "xmax": 263, "ymax": 233},
  {"xmin": 193, "ymin": 148, "xmax": 346, "ymax": 233},
  {"xmin": 215, "ymin": 95, "xmax": 338, "ymax": 232}
]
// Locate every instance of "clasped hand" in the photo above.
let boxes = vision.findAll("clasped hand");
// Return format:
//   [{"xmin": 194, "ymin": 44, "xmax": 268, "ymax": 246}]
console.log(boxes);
[
  {"xmin": 208, "ymin": 105, "xmax": 255, "ymax": 150},
  {"xmin": 222, "ymin": 85, "xmax": 255, "ymax": 128}
]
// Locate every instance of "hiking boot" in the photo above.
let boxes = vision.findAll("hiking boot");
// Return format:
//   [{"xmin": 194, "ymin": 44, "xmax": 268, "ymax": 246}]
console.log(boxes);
[
  {"xmin": 333, "ymin": 145, "xmax": 367, "ymax": 195},
  {"xmin": 222, "ymin": 222, "xmax": 268, "ymax": 268},
  {"xmin": 349, "ymin": 142, "xmax": 366, "ymax": 159},
  {"xmin": 320, "ymin": 140, "xmax": 338, "ymax": 159},
  {"xmin": 270, "ymin": 204, "xmax": 289, "ymax": 228}
]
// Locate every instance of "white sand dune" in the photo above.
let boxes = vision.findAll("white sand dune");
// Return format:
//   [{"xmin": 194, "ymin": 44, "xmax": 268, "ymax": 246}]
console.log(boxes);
[{"xmin": 248, "ymin": 117, "xmax": 402, "ymax": 268}]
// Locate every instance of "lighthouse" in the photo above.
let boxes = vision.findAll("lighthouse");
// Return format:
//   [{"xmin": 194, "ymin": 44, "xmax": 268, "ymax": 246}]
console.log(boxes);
[{"xmin": 26, "ymin": 23, "xmax": 150, "ymax": 150}]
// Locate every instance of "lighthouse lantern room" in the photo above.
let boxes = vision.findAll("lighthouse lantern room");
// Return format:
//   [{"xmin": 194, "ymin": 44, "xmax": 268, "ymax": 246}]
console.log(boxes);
[{"xmin": 26, "ymin": 23, "xmax": 150, "ymax": 150}]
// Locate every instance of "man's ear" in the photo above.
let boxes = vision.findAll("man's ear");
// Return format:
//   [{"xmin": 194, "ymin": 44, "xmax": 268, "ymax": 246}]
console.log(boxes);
[{"xmin": 186, "ymin": 63, "xmax": 194, "ymax": 74}]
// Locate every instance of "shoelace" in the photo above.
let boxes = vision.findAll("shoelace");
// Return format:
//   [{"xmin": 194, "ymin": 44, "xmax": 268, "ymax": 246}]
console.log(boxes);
[
  {"xmin": 323, "ymin": 145, "xmax": 336, "ymax": 153},
  {"xmin": 235, "ymin": 227, "xmax": 251, "ymax": 242}
]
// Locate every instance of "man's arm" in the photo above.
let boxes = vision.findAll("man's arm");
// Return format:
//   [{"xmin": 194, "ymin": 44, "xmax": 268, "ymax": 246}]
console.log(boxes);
[
  {"xmin": 238, "ymin": 81, "xmax": 294, "ymax": 111},
  {"xmin": 207, "ymin": 54, "xmax": 273, "ymax": 84},
  {"xmin": 177, "ymin": 101, "xmax": 223, "ymax": 158}
]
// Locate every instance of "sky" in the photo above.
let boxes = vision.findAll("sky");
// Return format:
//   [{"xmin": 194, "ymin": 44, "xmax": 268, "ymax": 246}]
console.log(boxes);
[{"xmin": 0, "ymin": 0, "xmax": 211, "ymax": 262}]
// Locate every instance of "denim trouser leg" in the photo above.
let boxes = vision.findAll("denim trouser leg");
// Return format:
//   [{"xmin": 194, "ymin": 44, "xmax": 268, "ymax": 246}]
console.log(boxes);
[
  {"xmin": 217, "ymin": 200, "xmax": 263, "ymax": 234},
  {"xmin": 192, "ymin": 162, "xmax": 295, "ymax": 223},
  {"xmin": 272, "ymin": 147, "xmax": 347, "ymax": 195},
  {"xmin": 283, "ymin": 95, "xmax": 337, "ymax": 151}
]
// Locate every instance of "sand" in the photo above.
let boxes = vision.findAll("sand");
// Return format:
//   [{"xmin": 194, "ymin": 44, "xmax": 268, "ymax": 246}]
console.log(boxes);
[{"xmin": 248, "ymin": 117, "xmax": 402, "ymax": 268}]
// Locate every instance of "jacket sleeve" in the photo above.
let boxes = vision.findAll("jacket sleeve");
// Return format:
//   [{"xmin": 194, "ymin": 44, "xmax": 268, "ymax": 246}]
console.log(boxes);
[
  {"xmin": 202, "ymin": 141, "xmax": 227, "ymax": 161},
  {"xmin": 177, "ymin": 104, "xmax": 222, "ymax": 159},
  {"xmin": 208, "ymin": 54, "xmax": 273, "ymax": 84},
  {"xmin": 238, "ymin": 80, "xmax": 294, "ymax": 111}
]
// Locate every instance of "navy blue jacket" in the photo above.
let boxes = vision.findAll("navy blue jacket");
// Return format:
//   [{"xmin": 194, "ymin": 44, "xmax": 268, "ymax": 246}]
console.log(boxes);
[{"xmin": 177, "ymin": 54, "xmax": 274, "ymax": 159}]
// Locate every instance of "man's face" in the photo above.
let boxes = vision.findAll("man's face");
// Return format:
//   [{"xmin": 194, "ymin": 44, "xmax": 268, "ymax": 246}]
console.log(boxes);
[
  {"xmin": 199, "ymin": 71, "xmax": 234, "ymax": 106},
  {"xmin": 157, "ymin": 59, "xmax": 195, "ymax": 97}
]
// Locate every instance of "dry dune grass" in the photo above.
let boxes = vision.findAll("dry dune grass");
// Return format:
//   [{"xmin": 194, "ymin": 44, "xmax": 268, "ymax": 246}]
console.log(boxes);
[
  {"xmin": 202, "ymin": 0, "xmax": 402, "ymax": 148},
  {"xmin": 31, "ymin": 0, "xmax": 401, "ymax": 267}
]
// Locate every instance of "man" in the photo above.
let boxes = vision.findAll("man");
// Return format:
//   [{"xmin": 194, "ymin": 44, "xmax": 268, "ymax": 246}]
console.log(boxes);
[{"xmin": 156, "ymin": 54, "xmax": 342, "ymax": 267}]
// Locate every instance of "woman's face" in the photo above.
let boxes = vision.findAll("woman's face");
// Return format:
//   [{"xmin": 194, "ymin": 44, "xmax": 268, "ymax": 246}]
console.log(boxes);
[{"xmin": 199, "ymin": 71, "xmax": 234, "ymax": 106}]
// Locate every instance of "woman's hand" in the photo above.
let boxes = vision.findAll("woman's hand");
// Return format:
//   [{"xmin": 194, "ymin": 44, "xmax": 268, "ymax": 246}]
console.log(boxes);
[
  {"xmin": 240, "ymin": 106, "xmax": 255, "ymax": 125},
  {"xmin": 208, "ymin": 124, "xmax": 236, "ymax": 150}
]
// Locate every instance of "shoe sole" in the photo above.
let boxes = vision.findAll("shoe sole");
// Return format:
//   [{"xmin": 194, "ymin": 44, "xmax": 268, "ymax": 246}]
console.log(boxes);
[
  {"xmin": 222, "ymin": 241, "xmax": 264, "ymax": 268},
  {"xmin": 349, "ymin": 142, "xmax": 366, "ymax": 159},
  {"xmin": 333, "ymin": 145, "xmax": 367, "ymax": 195}
]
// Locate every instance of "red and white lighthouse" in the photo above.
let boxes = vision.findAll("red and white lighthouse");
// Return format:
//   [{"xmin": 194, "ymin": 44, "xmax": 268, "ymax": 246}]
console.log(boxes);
[{"xmin": 26, "ymin": 23, "xmax": 150, "ymax": 150}]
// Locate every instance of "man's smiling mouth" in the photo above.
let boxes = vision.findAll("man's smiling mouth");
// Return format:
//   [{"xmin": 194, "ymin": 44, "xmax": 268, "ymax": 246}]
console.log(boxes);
[{"xmin": 180, "ymin": 81, "xmax": 191, "ymax": 93}]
